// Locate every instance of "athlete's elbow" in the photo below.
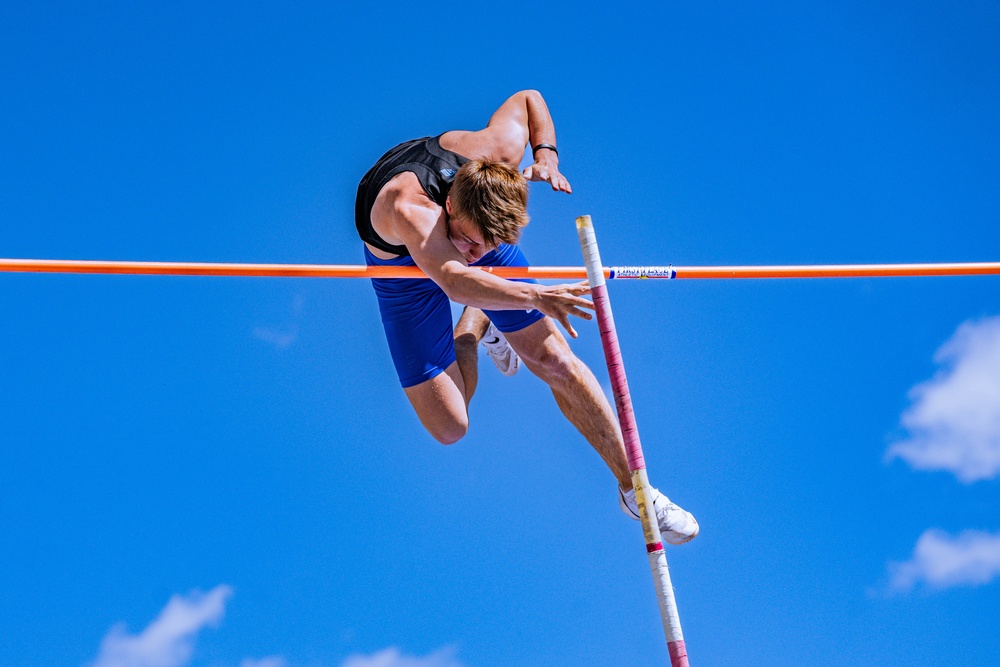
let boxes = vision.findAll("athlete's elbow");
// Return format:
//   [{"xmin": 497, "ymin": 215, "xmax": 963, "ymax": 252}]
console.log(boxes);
[{"xmin": 437, "ymin": 265, "xmax": 470, "ymax": 303}]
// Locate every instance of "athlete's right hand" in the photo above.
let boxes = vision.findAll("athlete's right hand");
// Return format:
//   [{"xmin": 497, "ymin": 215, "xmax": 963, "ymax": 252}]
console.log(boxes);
[{"xmin": 533, "ymin": 282, "xmax": 594, "ymax": 338}]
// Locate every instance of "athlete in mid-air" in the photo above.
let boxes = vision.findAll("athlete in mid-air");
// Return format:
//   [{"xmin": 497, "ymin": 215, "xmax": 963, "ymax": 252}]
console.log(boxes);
[{"xmin": 355, "ymin": 90, "xmax": 698, "ymax": 544}]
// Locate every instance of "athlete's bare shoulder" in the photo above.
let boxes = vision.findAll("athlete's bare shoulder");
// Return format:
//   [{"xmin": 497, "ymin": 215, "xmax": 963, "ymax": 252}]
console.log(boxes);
[
  {"xmin": 439, "ymin": 126, "xmax": 525, "ymax": 167},
  {"xmin": 369, "ymin": 171, "xmax": 442, "ymax": 251}
]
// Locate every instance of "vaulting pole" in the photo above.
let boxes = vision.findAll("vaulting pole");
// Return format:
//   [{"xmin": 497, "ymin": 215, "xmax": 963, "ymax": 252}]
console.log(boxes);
[{"xmin": 575, "ymin": 215, "xmax": 689, "ymax": 666}]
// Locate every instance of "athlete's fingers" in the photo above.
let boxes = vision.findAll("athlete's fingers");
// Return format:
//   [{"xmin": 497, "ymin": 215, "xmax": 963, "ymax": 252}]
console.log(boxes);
[
  {"xmin": 559, "ymin": 314, "xmax": 578, "ymax": 339},
  {"xmin": 563, "ymin": 294, "xmax": 594, "ymax": 310},
  {"xmin": 562, "ymin": 294, "xmax": 593, "ymax": 309},
  {"xmin": 555, "ymin": 281, "xmax": 590, "ymax": 296},
  {"xmin": 522, "ymin": 166, "xmax": 533, "ymax": 179},
  {"xmin": 568, "ymin": 307, "xmax": 593, "ymax": 320},
  {"xmin": 553, "ymin": 293, "xmax": 592, "ymax": 310}
]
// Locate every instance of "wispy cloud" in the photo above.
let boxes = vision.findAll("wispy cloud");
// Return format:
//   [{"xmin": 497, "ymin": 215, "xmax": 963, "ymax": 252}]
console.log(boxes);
[
  {"xmin": 886, "ymin": 316, "xmax": 1000, "ymax": 483},
  {"xmin": 887, "ymin": 529, "xmax": 1000, "ymax": 593},
  {"xmin": 86, "ymin": 586, "xmax": 460, "ymax": 667},
  {"xmin": 240, "ymin": 658, "xmax": 288, "ymax": 667},
  {"xmin": 253, "ymin": 294, "xmax": 305, "ymax": 350},
  {"xmin": 252, "ymin": 326, "xmax": 298, "ymax": 350},
  {"xmin": 340, "ymin": 646, "xmax": 466, "ymax": 667},
  {"xmin": 86, "ymin": 585, "xmax": 233, "ymax": 667}
]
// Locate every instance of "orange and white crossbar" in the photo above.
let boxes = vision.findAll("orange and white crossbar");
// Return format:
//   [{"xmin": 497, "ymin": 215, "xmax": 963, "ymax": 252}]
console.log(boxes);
[
  {"xmin": 1, "ymin": 258, "xmax": 998, "ymax": 280},
  {"xmin": 576, "ymin": 216, "xmax": 690, "ymax": 666}
]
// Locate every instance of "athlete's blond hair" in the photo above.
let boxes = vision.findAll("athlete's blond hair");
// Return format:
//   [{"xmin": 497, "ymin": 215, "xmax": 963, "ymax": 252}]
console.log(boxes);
[{"xmin": 449, "ymin": 159, "xmax": 529, "ymax": 247}]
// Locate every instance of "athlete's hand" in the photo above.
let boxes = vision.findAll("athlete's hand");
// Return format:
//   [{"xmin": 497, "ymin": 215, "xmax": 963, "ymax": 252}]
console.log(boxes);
[
  {"xmin": 533, "ymin": 282, "xmax": 593, "ymax": 338},
  {"xmin": 522, "ymin": 157, "xmax": 572, "ymax": 193}
]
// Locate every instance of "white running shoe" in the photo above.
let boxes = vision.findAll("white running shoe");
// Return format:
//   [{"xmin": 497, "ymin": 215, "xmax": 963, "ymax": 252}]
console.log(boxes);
[
  {"xmin": 480, "ymin": 322, "xmax": 520, "ymax": 376},
  {"xmin": 619, "ymin": 486, "xmax": 699, "ymax": 545}
]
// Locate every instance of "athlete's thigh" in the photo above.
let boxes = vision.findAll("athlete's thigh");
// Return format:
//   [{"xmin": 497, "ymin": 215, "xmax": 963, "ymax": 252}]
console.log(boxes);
[
  {"xmin": 475, "ymin": 244, "xmax": 545, "ymax": 333},
  {"xmin": 502, "ymin": 316, "xmax": 570, "ymax": 368},
  {"xmin": 367, "ymin": 248, "xmax": 457, "ymax": 388},
  {"xmin": 403, "ymin": 361, "xmax": 469, "ymax": 444}
]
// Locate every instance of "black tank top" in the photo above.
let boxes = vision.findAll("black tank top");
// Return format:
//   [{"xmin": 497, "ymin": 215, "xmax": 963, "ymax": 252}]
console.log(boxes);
[{"xmin": 355, "ymin": 134, "xmax": 469, "ymax": 256}]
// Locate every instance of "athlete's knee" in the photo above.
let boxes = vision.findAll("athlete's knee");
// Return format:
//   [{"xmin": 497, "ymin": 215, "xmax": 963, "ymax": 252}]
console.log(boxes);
[
  {"xmin": 404, "ymin": 362, "xmax": 471, "ymax": 445},
  {"xmin": 453, "ymin": 332, "xmax": 478, "ymax": 361},
  {"xmin": 527, "ymin": 340, "xmax": 581, "ymax": 387},
  {"xmin": 428, "ymin": 416, "xmax": 469, "ymax": 445}
]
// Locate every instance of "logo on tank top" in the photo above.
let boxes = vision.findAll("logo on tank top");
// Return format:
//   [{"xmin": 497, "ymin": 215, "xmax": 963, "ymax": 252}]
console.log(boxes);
[{"xmin": 439, "ymin": 168, "xmax": 457, "ymax": 179}]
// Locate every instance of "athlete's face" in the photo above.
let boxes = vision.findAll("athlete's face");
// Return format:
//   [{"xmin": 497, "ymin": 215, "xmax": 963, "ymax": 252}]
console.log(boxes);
[{"xmin": 445, "ymin": 199, "xmax": 494, "ymax": 263}]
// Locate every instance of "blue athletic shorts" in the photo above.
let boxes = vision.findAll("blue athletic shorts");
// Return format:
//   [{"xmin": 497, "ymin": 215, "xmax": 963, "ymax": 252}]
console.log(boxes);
[{"xmin": 366, "ymin": 244, "xmax": 545, "ymax": 388}]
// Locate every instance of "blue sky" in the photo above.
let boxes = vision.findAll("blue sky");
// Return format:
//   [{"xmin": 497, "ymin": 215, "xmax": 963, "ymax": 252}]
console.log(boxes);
[{"xmin": 2, "ymin": 2, "xmax": 1000, "ymax": 666}]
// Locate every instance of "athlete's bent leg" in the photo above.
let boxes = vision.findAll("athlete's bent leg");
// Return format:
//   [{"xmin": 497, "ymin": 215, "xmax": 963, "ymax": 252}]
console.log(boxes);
[
  {"xmin": 403, "ymin": 361, "xmax": 470, "ymax": 445},
  {"xmin": 453, "ymin": 306, "xmax": 491, "ymax": 403},
  {"xmin": 367, "ymin": 249, "xmax": 486, "ymax": 445},
  {"xmin": 403, "ymin": 310, "xmax": 490, "ymax": 445},
  {"xmin": 503, "ymin": 317, "xmax": 633, "ymax": 490}
]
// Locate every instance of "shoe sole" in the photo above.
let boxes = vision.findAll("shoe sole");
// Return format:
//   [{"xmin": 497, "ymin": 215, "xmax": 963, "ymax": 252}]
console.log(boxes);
[{"xmin": 662, "ymin": 524, "xmax": 699, "ymax": 545}]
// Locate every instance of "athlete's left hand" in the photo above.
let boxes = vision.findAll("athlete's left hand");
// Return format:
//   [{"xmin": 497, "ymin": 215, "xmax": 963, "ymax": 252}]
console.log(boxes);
[{"xmin": 523, "ymin": 158, "xmax": 572, "ymax": 193}]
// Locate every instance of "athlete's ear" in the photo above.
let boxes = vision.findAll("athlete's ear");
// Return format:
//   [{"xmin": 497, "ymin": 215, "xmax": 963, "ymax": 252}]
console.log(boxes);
[{"xmin": 445, "ymin": 196, "xmax": 452, "ymax": 216}]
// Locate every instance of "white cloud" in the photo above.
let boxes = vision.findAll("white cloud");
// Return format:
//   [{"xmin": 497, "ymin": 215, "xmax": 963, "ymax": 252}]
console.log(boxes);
[
  {"xmin": 86, "ymin": 587, "xmax": 460, "ymax": 667},
  {"xmin": 252, "ymin": 294, "xmax": 305, "ymax": 350},
  {"xmin": 86, "ymin": 585, "xmax": 233, "ymax": 667},
  {"xmin": 253, "ymin": 326, "xmax": 298, "ymax": 350},
  {"xmin": 886, "ymin": 316, "xmax": 1000, "ymax": 483},
  {"xmin": 340, "ymin": 646, "xmax": 466, "ymax": 667},
  {"xmin": 888, "ymin": 529, "xmax": 1000, "ymax": 592},
  {"xmin": 240, "ymin": 658, "xmax": 288, "ymax": 667}
]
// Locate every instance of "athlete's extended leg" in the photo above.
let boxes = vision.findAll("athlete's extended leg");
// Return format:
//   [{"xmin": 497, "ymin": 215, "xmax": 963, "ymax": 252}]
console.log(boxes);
[
  {"xmin": 504, "ymin": 317, "xmax": 632, "ymax": 490},
  {"xmin": 504, "ymin": 317, "xmax": 699, "ymax": 544}
]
